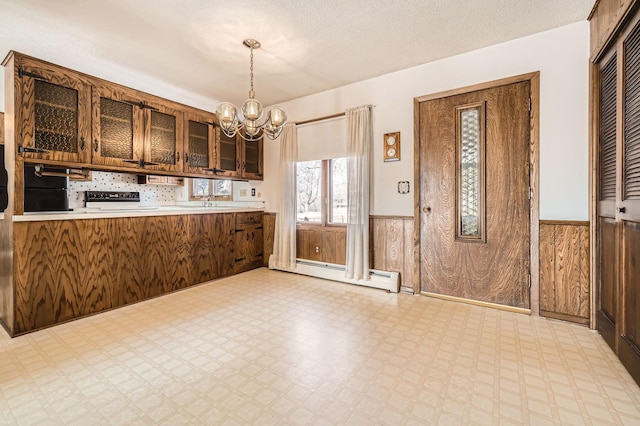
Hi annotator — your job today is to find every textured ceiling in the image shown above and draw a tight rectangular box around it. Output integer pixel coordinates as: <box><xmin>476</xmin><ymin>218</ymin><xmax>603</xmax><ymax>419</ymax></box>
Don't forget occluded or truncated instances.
<box><xmin>0</xmin><ymin>0</ymin><xmax>595</xmax><ymax>108</ymax></box>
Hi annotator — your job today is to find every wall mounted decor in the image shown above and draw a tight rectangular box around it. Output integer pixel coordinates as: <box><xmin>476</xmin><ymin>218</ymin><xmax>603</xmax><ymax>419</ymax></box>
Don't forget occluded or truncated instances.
<box><xmin>384</xmin><ymin>132</ymin><xmax>400</xmax><ymax>162</ymax></box>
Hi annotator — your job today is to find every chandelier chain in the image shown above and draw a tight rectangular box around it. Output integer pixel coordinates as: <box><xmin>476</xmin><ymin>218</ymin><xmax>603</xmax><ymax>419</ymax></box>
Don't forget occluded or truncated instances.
<box><xmin>249</xmin><ymin>45</ymin><xmax>254</xmax><ymax>97</ymax></box>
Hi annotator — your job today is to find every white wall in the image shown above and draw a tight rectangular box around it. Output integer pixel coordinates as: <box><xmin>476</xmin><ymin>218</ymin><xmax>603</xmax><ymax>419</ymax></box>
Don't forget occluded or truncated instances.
<box><xmin>255</xmin><ymin>22</ymin><xmax>590</xmax><ymax>220</ymax></box>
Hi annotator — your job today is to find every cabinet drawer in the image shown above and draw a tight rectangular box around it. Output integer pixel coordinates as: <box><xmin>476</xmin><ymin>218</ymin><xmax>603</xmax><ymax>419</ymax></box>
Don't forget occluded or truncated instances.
<box><xmin>236</xmin><ymin>212</ymin><xmax>263</xmax><ymax>227</ymax></box>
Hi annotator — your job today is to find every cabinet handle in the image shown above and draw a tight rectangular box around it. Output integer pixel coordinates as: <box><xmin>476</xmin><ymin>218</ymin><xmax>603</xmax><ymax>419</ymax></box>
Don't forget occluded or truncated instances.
<box><xmin>80</xmin><ymin>136</ymin><xmax>85</xmax><ymax>151</ymax></box>
<box><xmin>235</xmin><ymin>258</ymin><xmax>246</xmax><ymax>262</ymax></box>
<box><xmin>618</xmin><ymin>206</ymin><xmax>626</xmax><ymax>213</ymax></box>
<box><xmin>176</xmin><ymin>152</ymin><xmax>180</xmax><ymax>162</ymax></box>
<box><xmin>185</xmin><ymin>153</ymin><xmax>189</xmax><ymax>164</ymax></box>
<box><xmin>236</xmin><ymin>160</ymin><xmax>240</xmax><ymax>171</ymax></box>
<box><xmin>242</xmin><ymin>161</ymin><xmax>246</xmax><ymax>171</ymax></box>
<box><xmin>94</xmin><ymin>139</ymin><xmax>99</xmax><ymax>152</ymax></box>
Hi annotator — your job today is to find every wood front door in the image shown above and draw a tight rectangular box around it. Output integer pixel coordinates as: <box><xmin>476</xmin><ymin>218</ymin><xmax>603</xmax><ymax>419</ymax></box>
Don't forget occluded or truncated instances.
<box><xmin>418</xmin><ymin>80</ymin><xmax>531</xmax><ymax>309</ymax></box>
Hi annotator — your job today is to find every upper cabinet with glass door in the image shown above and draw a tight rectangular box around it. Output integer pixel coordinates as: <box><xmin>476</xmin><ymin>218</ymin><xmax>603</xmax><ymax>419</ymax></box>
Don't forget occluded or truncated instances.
<box><xmin>241</xmin><ymin>135</ymin><xmax>263</xmax><ymax>180</ymax></box>
<box><xmin>142</xmin><ymin>101</ymin><xmax>184</xmax><ymax>173</ymax></box>
<box><xmin>212</xmin><ymin>128</ymin><xmax>242</xmax><ymax>178</ymax></box>
<box><xmin>16</xmin><ymin>57</ymin><xmax>91</xmax><ymax>164</ymax></box>
<box><xmin>91</xmin><ymin>84</ymin><xmax>145</xmax><ymax>168</ymax></box>
<box><xmin>183</xmin><ymin>111</ymin><xmax>215</xmax><ymax>174</ymax></box>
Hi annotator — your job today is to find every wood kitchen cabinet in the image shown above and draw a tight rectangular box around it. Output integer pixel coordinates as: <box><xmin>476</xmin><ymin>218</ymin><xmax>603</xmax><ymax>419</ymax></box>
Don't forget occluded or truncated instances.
<box><xmin>91</xmin><ymin>85</ymin><xmax>144</xmax><ymax>168</ymax></box>
<box><xmin>10</xmin><ymin>212</ymin><xmax>237</xmax><ymax>335</ymax></box>
<box><xmin>211</xmin><ymin>130</ymin><xmax>264</xmax><ymax>180</ymax></box>
<box><xmin>143</xmin><ymin>102</ymin><xmax>184</xmax><ymax>173</ymax></box>
<box><xmin>234</xmin><ymin>211</ymin><xmax>264</xmax><ymax>273</ymax></box>
<box><xmin>183</xmin><ymin>110</ymin><xmax>216</xmax><ymax>174</ymax></box>
<box><xmin>4</xmin><ymin>51</ymin><xmax>263</xmax><ymax>189</ymax></box>
<box><xmin>93</xmin><ymin>87</ymin><xmax>184</xmax><ymax>173</ymax></box>
<box><xmin>16</xmin><ymin>56</ymin><xmax>91</xmax><ymax>164</ymax></box>
<box><xmin>212</xmin><ymin>130</ymin><xmax>242</xmax><ymax>178</ymax></box>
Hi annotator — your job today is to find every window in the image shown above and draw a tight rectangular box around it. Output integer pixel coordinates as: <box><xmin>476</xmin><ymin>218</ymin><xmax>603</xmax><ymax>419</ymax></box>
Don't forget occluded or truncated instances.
<box><xmin>189</xmin><ymin>178</ymin><xmax>232</xmax><ymax>200</ymax></box>
<box><xmin>296</xmin><ymin>158</ymin><xmax>347</xmax><ymax>225</ymax></box>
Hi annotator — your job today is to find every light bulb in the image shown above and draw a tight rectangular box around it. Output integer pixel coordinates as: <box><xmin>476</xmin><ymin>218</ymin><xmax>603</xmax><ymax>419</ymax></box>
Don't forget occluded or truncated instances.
<box><xmin>269</xmin><ymin>107</ymin><xmax>286</xmax><ymax>127</ymax></box>
<box><xmin>242</xmin><ymin>98</ymin><xmax>263</xmax><ymax>121</ymax></box>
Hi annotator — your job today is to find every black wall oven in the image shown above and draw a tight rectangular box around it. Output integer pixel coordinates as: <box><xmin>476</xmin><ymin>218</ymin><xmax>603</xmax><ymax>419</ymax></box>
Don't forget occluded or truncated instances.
<box><xmin>24</xmin><ymin>165</ymin><xmax>69</xmax><ymax>212</ymax></box>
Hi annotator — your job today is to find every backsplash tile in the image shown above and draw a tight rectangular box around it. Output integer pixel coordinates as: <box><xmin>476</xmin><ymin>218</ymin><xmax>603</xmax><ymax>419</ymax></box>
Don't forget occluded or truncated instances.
<box><xmin>68</xmin><ymin>171</ymin><xmax>182</xmax><ymax>208</ymax></box>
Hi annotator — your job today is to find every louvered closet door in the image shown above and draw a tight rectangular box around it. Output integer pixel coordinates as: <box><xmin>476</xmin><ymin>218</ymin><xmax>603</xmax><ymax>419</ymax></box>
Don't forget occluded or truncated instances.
<box><xmin>596</xmin><ymin>49</ymin><xmax>618</xmax><ymax>351</ymax></box>
<box><xmin>619</xmin><ymin>14</ymin><xmax>640</xmax><ymax>384</ymax></box>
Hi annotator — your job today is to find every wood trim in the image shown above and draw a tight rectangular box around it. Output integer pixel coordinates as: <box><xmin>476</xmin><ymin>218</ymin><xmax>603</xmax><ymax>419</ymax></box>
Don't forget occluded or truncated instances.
<box><xmin>421</xmin><ymin>292</ymin><xmax>532</xmax><ymax>315</ymax></box>
<box><xmin>590</xmin><ymin>0</ymin><xmax>638</xmax><ymax>62</ymax></box>
<box><xmin>540</xmin><ymin>310</ymin><xmax>590</xmax><ymax>326</ymax></box>
<box><xmin>540</xmin><ymin>220</ymin><xmax>590</xmax><ymax>226</ymax></box>
<box><xmin>530</xmin><ymin>72</ymin><xmax>541</xmax><ymax>316</ymax></box>
<box><xmin>414</xmin><ymin>72</ymin><xmax>540</xmax><ymax>103</ymax></box>
<box><xmin>412</xmin><ymin>97</ymin><xmax>421</xmax><ymax>294</ymax></box>
<box><xmin>590</xmin><ymin>60</ymin><xmax>599</xmax><ymax>330</ymax></box>
<box><xmin>369</xmin><ymin>215</ymin><xmax>414</xmax><ymax>220</ymax></box>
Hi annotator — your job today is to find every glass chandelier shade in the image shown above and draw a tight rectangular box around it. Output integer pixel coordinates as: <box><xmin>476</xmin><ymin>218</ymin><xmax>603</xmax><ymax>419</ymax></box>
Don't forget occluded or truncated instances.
<box><xmin>215</xmin><ymin>40</ymin><xmax>287</xmax><ymax>141</ymax></box>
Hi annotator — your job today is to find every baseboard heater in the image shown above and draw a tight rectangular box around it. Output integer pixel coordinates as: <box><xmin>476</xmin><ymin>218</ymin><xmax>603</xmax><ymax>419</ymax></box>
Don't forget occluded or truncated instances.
<box><xmin>269</xmin><ymin>257</ymin><xmax>400</xmax><ymax>293</ymax></box>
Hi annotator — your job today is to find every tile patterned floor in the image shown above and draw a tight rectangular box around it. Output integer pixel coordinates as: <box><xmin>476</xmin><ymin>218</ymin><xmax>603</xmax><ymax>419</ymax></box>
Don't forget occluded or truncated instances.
<box><xmin>1</xmin><ymin>268</ymin><xmax>639</xmax><ymax>425</ymax></box>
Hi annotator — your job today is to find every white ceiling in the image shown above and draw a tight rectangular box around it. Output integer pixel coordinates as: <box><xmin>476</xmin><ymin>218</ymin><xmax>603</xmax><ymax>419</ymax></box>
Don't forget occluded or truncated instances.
<box><xmin>0</xmin><ymin>0</ymin><xmax>595</xmax><ymax>109</ymax></box>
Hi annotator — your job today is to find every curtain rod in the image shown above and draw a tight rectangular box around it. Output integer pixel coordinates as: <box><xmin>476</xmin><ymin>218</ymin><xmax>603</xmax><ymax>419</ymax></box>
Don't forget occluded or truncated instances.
<box><xmin>295</xmin><ymin>112</ymin><xmax>345</xmax><ymax>126</ymax></box>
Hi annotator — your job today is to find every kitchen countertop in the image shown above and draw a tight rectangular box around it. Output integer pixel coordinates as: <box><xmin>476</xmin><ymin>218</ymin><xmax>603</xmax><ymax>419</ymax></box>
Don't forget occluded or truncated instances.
<box><xmin>13</xmin><ymin>206</ymin><xmax>265</xmax><ymax>222</ymax></box>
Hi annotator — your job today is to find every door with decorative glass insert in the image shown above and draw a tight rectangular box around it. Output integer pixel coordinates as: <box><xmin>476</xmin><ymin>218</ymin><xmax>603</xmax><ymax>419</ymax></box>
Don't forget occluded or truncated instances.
<box><xmin>418</xmin><ymin>81</ymin><xmax>531</xmax><ymax>308</ymax></box>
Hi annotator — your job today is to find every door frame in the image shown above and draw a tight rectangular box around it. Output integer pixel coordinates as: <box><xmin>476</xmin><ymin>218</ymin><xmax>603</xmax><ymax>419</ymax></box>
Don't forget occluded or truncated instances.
<box><xmin>412</xmin><ymin>72</ymin><xmax>541</xmax><ymax>314</ymax></box>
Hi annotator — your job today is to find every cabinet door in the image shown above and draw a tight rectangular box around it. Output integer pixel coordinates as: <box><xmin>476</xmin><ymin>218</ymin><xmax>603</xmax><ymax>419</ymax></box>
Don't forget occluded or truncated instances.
<box><xmin>184</xmin><ymin>112</ymin><xmax>215</xmax><ymax>174</ymax></box>
<box><xmin>250</xmin><ymin>226</ymin><xmax>264</xmax><ymax>263</ymax></box>
<box><xmin>242</xmin><ymin>138</ymin><xmax>264</xmax><ymax>180</ymax></box>
<box><xmin>20</xmin><ymin>63</ymin><xmax>91</xmax><ymax>164</ymax></box>
<box><xmin>91</xmin><ymin>86</ymin><xmax>144</xmax><ymax>168</ymax></box>
<box><xmin>213</xmin><ymin>128</ymin><xmax>241</xmax><ymax>178</ymax></box>
<box><xmin>144</xmin><ymin>104</ymin><xmax>184</xmax><ymax>173</ymax></box>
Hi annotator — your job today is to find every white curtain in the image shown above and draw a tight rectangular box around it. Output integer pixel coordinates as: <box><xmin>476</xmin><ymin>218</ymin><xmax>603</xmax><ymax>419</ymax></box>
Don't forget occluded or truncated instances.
<box><xmin>345</xmin><ymin>105</ymin><xmax>372</xmax><ymax>280</ymax></box>
<box><xmin>271</xmin><ymin>123</ymin><xmax>298</xmax><ymax>269</ymax></box>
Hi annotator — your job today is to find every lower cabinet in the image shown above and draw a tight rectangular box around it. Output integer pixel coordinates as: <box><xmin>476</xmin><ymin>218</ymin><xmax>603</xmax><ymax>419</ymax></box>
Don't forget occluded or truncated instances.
<box><xmin>12</xmin><ymin>213</ymin><xmax>237</xmax><ymax>334</ymax></box>
<box><xmin>234</xmin><ymin>212</ymin><xmax>264</xmax><ymax>273</ymax></box>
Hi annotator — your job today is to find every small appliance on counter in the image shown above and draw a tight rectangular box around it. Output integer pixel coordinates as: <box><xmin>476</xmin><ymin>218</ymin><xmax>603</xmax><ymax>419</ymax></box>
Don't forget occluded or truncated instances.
<box><xmin>24</xmin><ymin>164</ymin><xmax>69</xmax><ymax>212</ymax></box>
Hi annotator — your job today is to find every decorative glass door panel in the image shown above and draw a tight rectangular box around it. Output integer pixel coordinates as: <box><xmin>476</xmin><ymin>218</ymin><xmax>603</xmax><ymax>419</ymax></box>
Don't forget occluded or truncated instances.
<box><xmin>184</xmin><ymin>112</ymin><xmax>215</xmax><ymax>174</ymax></box>
<box><xmin>213</xmin><ymin>128</ymin><xmax>241</xmax><ymax>178</ymax></box>
<box><xmin>456</xmin><ymin>103</ymin><xmax>485</xmax><ymax>242</ymax></box>
<box><xmin>91</xmin><ymin>87</ymin><xmax>144</xmax><ymax>168</ymax></box>
<box><xmin>20</xmin><ymin>64</ymin><xmax>90</xmax><ymax>163</ymax></box>
<box><xmin>143</xmin><ymin>105</ymin><xmax>183</xmax><ymax>172</ymax></box>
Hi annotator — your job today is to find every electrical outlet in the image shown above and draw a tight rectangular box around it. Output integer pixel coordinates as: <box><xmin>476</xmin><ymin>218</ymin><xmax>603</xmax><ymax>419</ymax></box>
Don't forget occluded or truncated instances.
<box><xmin>239</xmin><ymin>189</ymin><xmax>247</xmax><ymax>197</ymax></box>
<box><xmin>251</xmin><ymin>188</ymin><xmax>256</xmax><ymax>196</ymax></box>
<box><xmin>315</xmin><ymin>246</ymin><xmax>320</xmax><ymax>253</ymax></box>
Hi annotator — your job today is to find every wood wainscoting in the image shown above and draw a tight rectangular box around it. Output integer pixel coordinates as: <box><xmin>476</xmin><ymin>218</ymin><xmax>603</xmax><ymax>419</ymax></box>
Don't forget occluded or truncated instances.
<box><xmin>262</xmin><ymin>214</ymin><xmax>415</xmax><ymax>291</ymax></box>
<box><xmin>370</xmin><ymin>216</ymin><xmax>415</xmax><ymax>293</ymax></box>
<box><xmin>296</xmin><ymin>224</ymin><xmax>346</xmax><ymax>265</ymax></box>
<box><xmin>539</xmin><ymin>220</ymin><xmax>590</xmax><ymax>325</ymax></box>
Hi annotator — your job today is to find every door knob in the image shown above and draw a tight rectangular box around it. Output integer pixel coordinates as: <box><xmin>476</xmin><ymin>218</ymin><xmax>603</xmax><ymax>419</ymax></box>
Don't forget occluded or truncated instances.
<box><xmin>423</xmin><ymin>206</ymin><xmax>431</xmax><ymax>213</ymax></box>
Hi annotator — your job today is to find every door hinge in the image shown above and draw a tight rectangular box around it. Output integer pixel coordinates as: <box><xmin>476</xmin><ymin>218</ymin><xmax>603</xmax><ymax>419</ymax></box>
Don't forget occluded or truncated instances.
<box><xmin>529</xmin><ymin>187</ymin><xmax>533</xmax><ymax>200</ymax></box>
<box><xmin>528</xmin><ymin>273</ymin><xmax>531</xmax><ymax>288</ymax></box>
<box><xmin>528</xmin><ymin>97</ymin><xmax>532</xmax><ymax>111</ymax></box>
<box><xmin>18</xmin><ymin>67</ymin><xmax>47</xmax><ymax>81</ymax></box>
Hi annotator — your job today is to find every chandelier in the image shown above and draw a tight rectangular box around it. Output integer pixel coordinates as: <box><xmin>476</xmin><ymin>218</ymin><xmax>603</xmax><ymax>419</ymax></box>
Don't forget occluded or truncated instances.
<box><xmin>216</xmin><ymin>39</ymin><xmax>287</xmax><ymax>141</ymax></box>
